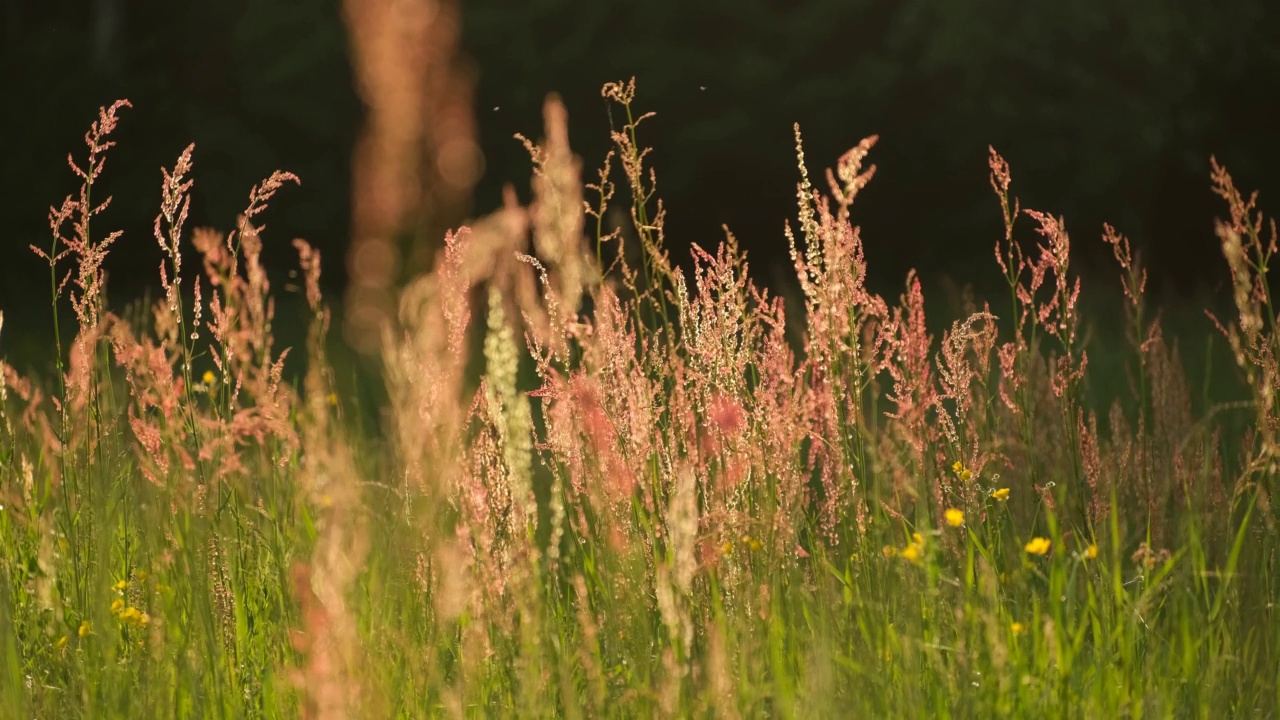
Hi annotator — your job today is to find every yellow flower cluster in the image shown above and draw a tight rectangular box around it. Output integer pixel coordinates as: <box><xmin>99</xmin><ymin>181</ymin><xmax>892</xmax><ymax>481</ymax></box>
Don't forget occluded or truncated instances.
<box><xmin>951</xmin><ymin>460</ymin><xmax>973</xmax><ymax>482</ymax></box>
<box><xmin>118</xmin><ymin>606</ymin><xmax>149</xmax><ymax>626</ymax></box>
<box><xmin>887</xmin><ymin>532</ymin><xmax>926</xmax><ymax>563</ymax></box>
<box><xmin>111</xmin><ymin>575</ymin><xmax>150</xmax><ymax>627</ymax></box>
<box><xmin>1024</xmin><ymin>537</ymin><xmax>1051</xmax><ymax>555</ymax></box>
<box><xmin>944</xmin><ymin>508</ymin><xmax>965</xmax><ymax>527</ymax></box>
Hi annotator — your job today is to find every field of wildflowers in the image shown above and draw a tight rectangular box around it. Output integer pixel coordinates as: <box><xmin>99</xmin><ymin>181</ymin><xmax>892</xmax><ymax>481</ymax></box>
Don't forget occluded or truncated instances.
<box><xmin>1</xmin><ymin>81</ymin><xmax>1278</xmax><ymax>717</ymax></box>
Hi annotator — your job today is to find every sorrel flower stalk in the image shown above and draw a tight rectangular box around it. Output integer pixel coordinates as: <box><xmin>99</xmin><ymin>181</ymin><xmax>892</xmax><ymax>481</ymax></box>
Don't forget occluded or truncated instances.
<box><xmin>1208</xmin><ymin>158</ymin><xmax>1280</xmax><ymax>519</ymax></box>
<box><xmin>30</xmin><ymin>99</ymin><xmax>131</xmax><ymax>611</ymax></box>
<box><xmin>152</xmin><ymin>144</ymin><xmax>207</xmax><ymax>488</ymax></box>
<box><xmin>787</xmin><ymin>125</ymin><xmax>888</xmax><ymax>540</ymax></box>
<box><xmin>602</xmin><ymin>78</ymin><xmax>679</xmax><ymax>341</ymax></box>
<box><xmin>290</xmin><ymin>239</ymin><xmax>370</xmax><ymax>719</ymax></box>
<box><xmin>986</xmin><ymin>148</ymin><xmax>1090</xmax><ymax>515</ymax></box>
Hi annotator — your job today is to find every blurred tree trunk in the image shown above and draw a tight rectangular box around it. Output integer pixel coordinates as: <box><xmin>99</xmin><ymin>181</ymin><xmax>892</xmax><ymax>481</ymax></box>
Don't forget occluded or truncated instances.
<box><xmin>341</xmin><ymin>0</ymin><xmax>479</xmax><ymax>352</ymax></box>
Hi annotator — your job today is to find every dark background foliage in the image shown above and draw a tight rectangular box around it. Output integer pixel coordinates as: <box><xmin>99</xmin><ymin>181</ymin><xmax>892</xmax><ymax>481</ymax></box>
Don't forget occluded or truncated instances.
<box><xmin>2</xmin><ymin>0</ymin><xmax>1278</xmax><ymax>343</ymax></box>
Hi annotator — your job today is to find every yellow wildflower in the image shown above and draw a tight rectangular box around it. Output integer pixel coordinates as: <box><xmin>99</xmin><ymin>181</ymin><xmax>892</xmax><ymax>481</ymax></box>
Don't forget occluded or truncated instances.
<box><xmin>992</xmin><ymin>487</ymin><xmax>1010</xmax><ymax>501</ymax></box>
<box><xmin>78</xmin><ymin>620</ymin><xmax>91</xmax><ymax>637</ymax></box>
<box><xmin>54</xmin><ymin>635</ymin><xmax>68</xmax><ymax>651</ymax></box>
<box><xmin>899</xmin><ymin>543</ymin><xmax>921</xmax><ymax>562</ymax></box>
<box><xmin>119</xmin><ymin>607</ymin><xmax>149</xmax><ymax>626</ymax></box>
<box><xmin>133</xmin><ymin>570</ymin><xmax>148</xmax><ymax>582</ymax></box>
<box><xmin>111</xmin><ymin>598</ymin><xmax>125</xmax><ymax>614</ymax></box>
<box><xmin>951</xmin><ymin>460</ymin><xmax>963</xmax><ymax>473</ymax></box>
<box><xmin>1024</xmin><ymin>537</ymin><xmax>1052</xmax><ymax>555</ymax></box>
<box><xmin>202</xmin><ymin>370</ymin><xmax>215</xmax><ymax>386</ymax></box>
<box><xmin>960</xmin><ymin>468</ymin><xmax>972</xmax><ymax>482</ymax></box>
<box><xmin>1011</xmin><ymin>621</ymin><xmax>1025</xmax><ymax>636</ymax></box>
<box><xmin>1084</xmin><ymin>544</ymin><xmax>1098</xmax><ymax>560</ymax></box>
<box><xmin>113</xmin><ymin>579</ymin><xmax>127</xmax><ymax>592</ymax></box>
<box><xmin>912</xmin><ymin>532</ymin><xmax>924</xmax><ymax>545</ymax></box>
<box><xmin>944</xmin><ymin>508</ymin><xmax>964</xmax><ymax>527</ymax></box>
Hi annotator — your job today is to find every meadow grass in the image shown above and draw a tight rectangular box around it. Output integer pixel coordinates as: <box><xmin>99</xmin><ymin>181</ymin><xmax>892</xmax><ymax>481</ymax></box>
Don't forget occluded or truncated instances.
<box><xmin>1</xmin><ymin>83</ymin><xmax>1278</xmax><ymax>718</ymax></box>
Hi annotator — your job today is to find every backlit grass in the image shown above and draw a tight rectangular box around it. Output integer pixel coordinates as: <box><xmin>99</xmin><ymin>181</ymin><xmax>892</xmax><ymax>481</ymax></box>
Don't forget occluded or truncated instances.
<box><xmin>1</xmin><ymin>82</ymin><xmax>1277</xmax><ymax>718</ymax></box>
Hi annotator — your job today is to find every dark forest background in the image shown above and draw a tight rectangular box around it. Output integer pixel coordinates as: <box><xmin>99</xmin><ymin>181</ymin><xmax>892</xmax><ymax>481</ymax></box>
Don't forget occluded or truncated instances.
<box><xmin>2</xmin><ymin>0</ymin><xmax>1279</xmax><ymax>353</ymax></box>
